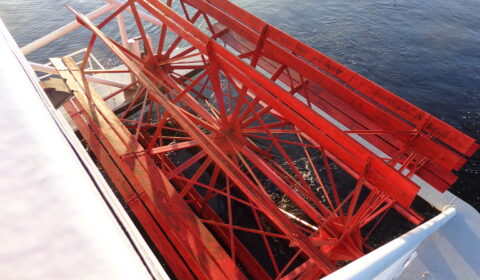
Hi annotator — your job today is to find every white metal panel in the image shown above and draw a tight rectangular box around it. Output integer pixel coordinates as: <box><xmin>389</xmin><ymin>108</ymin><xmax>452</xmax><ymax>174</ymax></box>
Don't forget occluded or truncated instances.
<box><xmin>0</xmin><ymin>18</ymin><xmax>165</xmax><ymax>280</ymax></box>
<box><xmin>321</xmin><ymin>207</ymin><xmax>457</xmax><ymax>280</ymax></box>
<box><xmin>398</xmin><ymin>186</ymin><xmax>480</xmax><ymax>280</ymax></box>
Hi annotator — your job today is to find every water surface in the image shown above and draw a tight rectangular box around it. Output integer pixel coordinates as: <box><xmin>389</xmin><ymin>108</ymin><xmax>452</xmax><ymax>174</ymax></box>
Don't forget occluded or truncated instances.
<box><xmin>1</xmin><ymin>0</ymin><xmax>478</xmax><ymax>208</ymax></box>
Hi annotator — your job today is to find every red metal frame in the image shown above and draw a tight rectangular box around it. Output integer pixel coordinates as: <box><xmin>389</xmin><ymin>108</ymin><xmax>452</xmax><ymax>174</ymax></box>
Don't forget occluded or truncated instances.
<box><xmin>59</xmin><ymin>1</ymin><xmax>478</xmax><ymax>278</ymax></box>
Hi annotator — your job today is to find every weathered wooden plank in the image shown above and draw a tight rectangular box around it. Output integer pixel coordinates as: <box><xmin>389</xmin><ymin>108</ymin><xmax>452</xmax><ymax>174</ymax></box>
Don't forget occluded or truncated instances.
<box><xmin>63</xmin><ymin>100</ymin><xmax>195</xmax><ymax>280</ymax></box>
<box><xmin>52</xmin><ymin>56</ymin><xmax>244</xmax><ymax>280</ymax></box>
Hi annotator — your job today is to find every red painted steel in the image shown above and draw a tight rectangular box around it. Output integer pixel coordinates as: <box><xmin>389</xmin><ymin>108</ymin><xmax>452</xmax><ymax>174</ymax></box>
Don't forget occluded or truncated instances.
<box><xmin>60</xmin><ymin>0</ymin><xmax>478</xmax><ymax>278</ymax></box>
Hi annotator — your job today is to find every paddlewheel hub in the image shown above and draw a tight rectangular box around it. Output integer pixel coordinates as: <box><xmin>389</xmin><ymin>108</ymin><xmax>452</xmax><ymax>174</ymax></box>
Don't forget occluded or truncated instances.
<box><xmin>212</xmin><ymin>119</ymin><xmax>245</xmax><ymax>154</ymax></box>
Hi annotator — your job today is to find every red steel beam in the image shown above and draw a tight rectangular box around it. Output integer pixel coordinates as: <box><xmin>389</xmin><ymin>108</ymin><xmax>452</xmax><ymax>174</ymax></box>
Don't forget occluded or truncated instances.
<box><xmin>182</xmin><ymin>0</ymin><xmax>477</xmax><ymax>189</ymax></box>
<box><xmin>61</xmin><ymin>1</ymin><xmax>478</xmax><ymax>278</ymax></box>
<box><xmin>188</xmin><ymin>0</ymin><xmax>478</xmax><ymax>157</ymax></box>
<box><xmin>129</xmin><ymin>0</ymin><xmax>419</xmax><ymax>206</ymax></box>
<box><xmin>69</xmin><ymin>7</ymin><xmax>338</xmax><ymax>274</ymax></box>
<box><xmin>214</xmin><ymin>29</ymin><xmax>457</xmax><ymax>191</ymax></box>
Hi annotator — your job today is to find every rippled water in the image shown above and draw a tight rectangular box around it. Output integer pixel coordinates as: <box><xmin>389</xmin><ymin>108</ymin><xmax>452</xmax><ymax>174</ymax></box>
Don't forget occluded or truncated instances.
<box><xmin>1</xmin><ymin>0</ymin><xmax>478</xmax><ymax>208</ymax></box>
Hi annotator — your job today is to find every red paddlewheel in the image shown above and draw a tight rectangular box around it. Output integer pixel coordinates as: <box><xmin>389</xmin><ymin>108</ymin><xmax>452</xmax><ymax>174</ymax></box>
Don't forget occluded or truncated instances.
<box><xmin>63</xmin><ymin>0</ymin><xmax>478</xmax><ymax>279</ymax></box>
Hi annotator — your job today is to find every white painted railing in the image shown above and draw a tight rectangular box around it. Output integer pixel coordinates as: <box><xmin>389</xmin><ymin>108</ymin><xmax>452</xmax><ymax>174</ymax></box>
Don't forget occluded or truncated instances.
<box><xmin>322</xmin><ymin>206</ymin><xmax>457</xmax><ymax>280</ymax></box>
<box><xmin>21</xmin><ymin>0</ymin><xmax>161</xmax><ymax>56</ymax></box>
<box><xmin>21</xmin><ymin>0</ymin><xmax>159</xmax><ymax>90</ymax></box>
<box><xmin>30</xmin><ymin>62</ymin><xmax>127</xmax><ymax>88</ymax></box>
<box><xmin>21</xmin><ymin>4</ymin><xmax>116</xmax><ymax>55</ymax></box>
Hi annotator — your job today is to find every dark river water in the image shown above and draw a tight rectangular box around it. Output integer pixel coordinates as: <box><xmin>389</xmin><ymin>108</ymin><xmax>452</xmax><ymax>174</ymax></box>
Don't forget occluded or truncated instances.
<box><xmin>1</xmin><ymin>0</ymin><xmax>479</xmax><ymax>209</ymax></box>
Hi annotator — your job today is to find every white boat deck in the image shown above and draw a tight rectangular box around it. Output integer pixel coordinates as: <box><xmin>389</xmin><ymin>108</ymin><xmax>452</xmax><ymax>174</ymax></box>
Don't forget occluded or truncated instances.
<box><xmin>0</xmin><ymin>19</ymin><xmax>168</xmax><ymax>280</ymax></box>
<box><xmin>322</xmin><ymin>180</ymin><xmax>480</xmax><ymax>280</ymax></box>
<box><xmin>397</xmin><ymin>185</ymin><xmax>480</xmax><ymax>280</ymax></box>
